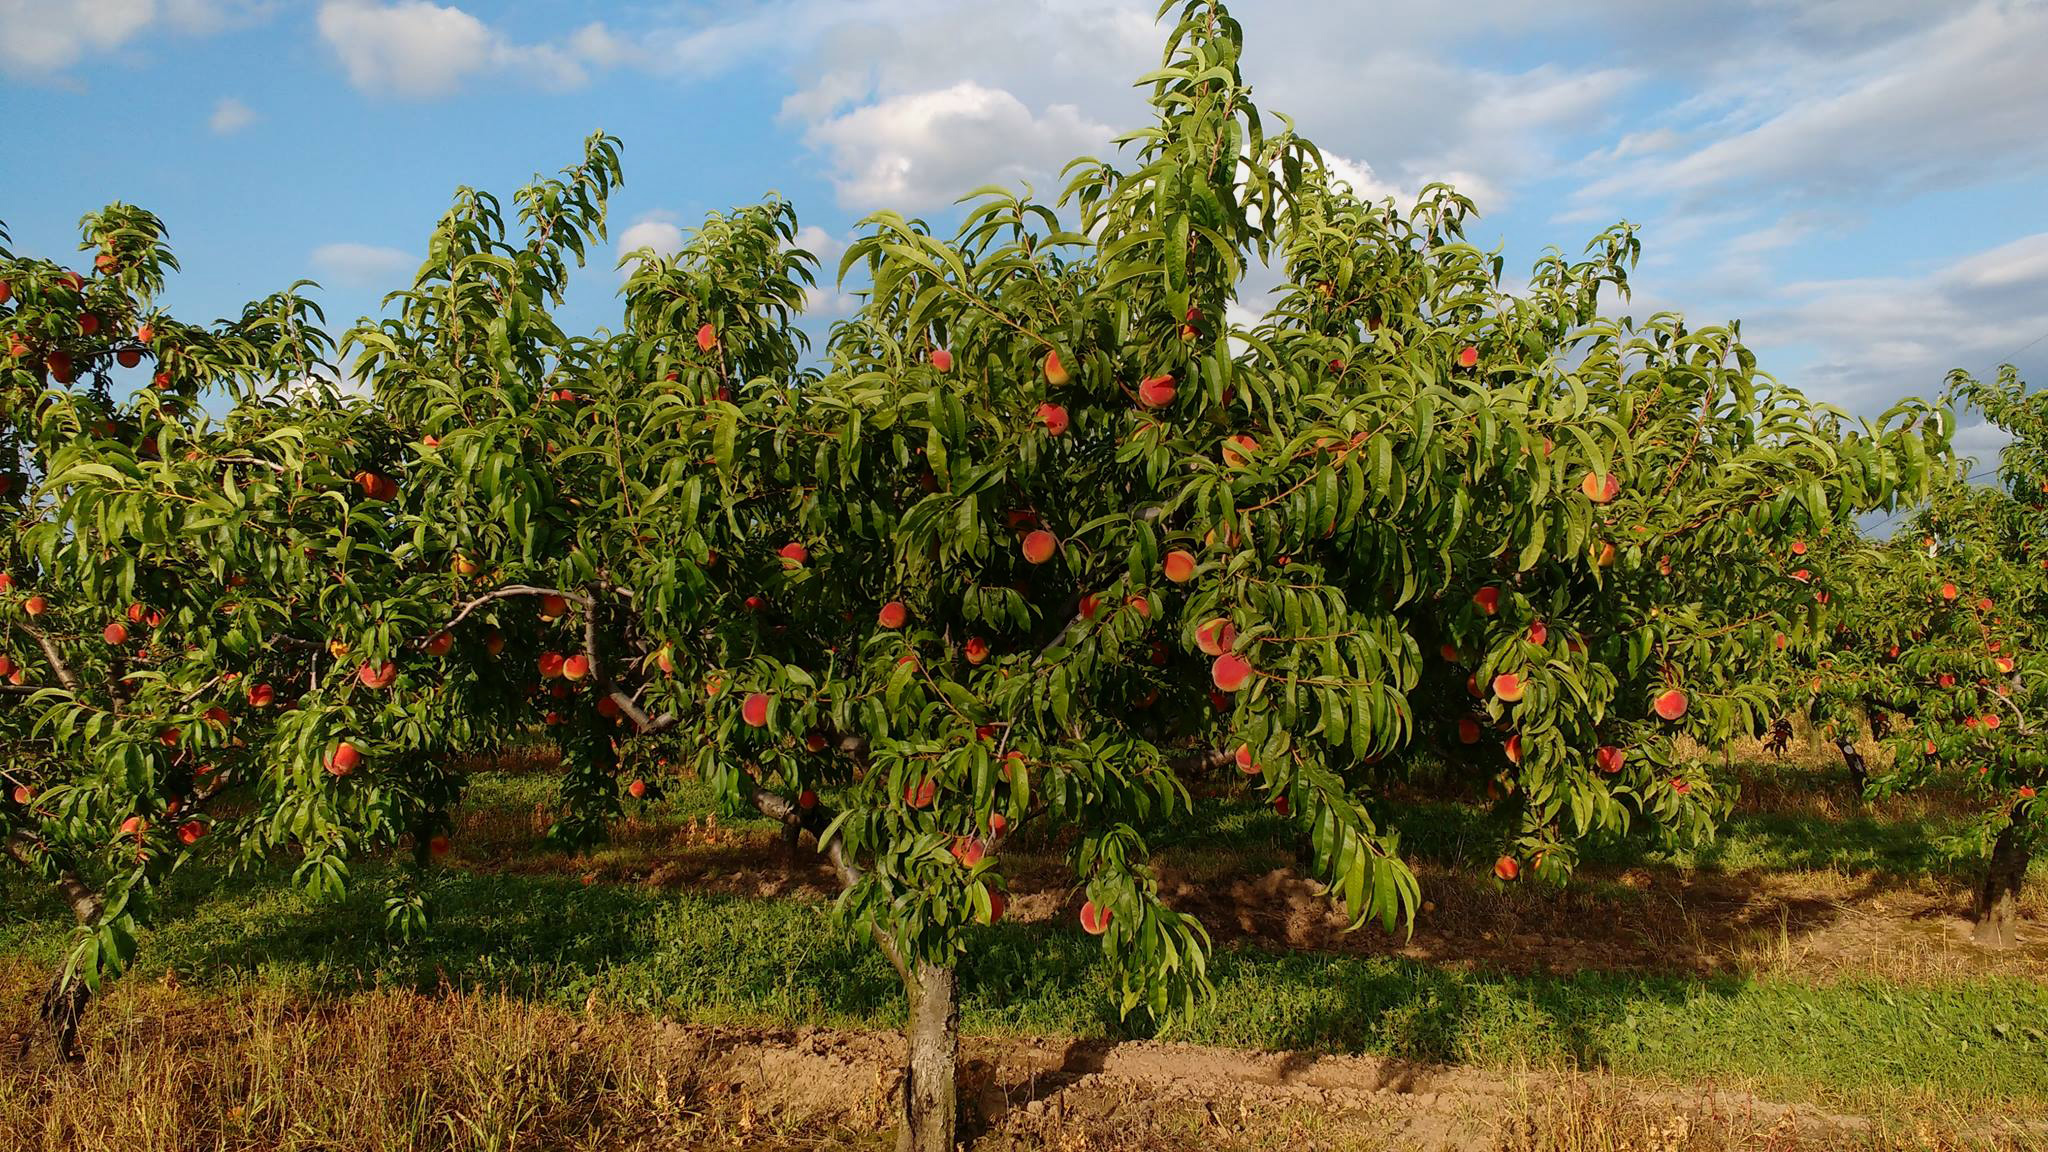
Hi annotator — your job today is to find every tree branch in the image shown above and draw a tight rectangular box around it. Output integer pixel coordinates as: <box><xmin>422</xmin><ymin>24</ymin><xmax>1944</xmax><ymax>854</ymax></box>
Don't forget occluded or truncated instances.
<box><xmin>438</xmin><ymin>584</ymin><xmax>593</xmax><ymax>634</ymax></box>
<box><xmin>12</xmin><ymin>623</ymin><xmax>80</xmax><ymax>695</ymax></box>
<box><xmin>3</xmin><ymin>829</ymin><xmax>103</xmax><ymax>925</ymax></box>
<box><xmin>574</xmin><ymin>586</ymin><xmax>679</xmax><ymax>735</ymax></box>
<box><xmin>747</xmin><ymin>784</ymin><xmax>907</xmax><ymax>983</ymax></box>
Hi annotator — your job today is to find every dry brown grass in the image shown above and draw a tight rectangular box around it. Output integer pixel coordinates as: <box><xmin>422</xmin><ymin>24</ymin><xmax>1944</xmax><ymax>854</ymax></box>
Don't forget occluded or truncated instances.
<box><xmin>4</xmin><ymin>964</ymin><xmax>2033</xmax><ymax>1152</ymax></box>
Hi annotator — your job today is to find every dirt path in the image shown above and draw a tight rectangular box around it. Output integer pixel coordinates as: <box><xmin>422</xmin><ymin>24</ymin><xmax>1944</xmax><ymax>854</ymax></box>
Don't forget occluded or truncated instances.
<box><xmin>627</xmin><ymin>1018</ymin><xmax>1983</xmax><ymax>1150</ymax></box>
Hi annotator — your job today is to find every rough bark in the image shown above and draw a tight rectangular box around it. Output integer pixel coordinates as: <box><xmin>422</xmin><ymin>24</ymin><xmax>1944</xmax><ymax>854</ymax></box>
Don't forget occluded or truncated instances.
<box><xmin>4</xmin><ymin>829</ymin><xmax>104</xmax><ymax>1058</ymax></box>
<box><xmin>1973</xmin><ymin>817</ymin><xmax>2031</xmax><ymax>949</ymax></box>
<box><xmin>1836</xmin><ymin>740</ymin><xmax>1869</xmax><ymax>795</ymax></box>
<box><xmin>898</xmin><ymin>961</ymin><xmax>959</xmax><ymax>1152</ymax></box>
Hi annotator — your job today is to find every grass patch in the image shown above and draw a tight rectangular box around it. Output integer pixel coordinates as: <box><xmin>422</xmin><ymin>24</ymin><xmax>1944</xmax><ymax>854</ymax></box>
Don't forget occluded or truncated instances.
<box><xmin>4</xmin><ymin>848</ymin><xmax>2044</xmax><ymax>1123</ymax></box>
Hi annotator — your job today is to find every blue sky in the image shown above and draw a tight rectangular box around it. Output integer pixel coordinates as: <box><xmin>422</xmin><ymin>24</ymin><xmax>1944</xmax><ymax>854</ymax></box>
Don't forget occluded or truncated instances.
<box><xmin>3</xmin><ymin>0</ymin><xmax>2044</xmax><ymax>464</ymax></box>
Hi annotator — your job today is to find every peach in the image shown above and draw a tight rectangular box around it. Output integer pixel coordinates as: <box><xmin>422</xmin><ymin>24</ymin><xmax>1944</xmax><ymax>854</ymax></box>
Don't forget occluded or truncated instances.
<box><xmin>1022</xmin><ymin>530</ymin><xmax>1057</xmax><ymax>565</ymax></box>
<box><xmin>742</xmin><ymin>692</ymin><xmax>771</xmax><ymax>727</ymax></box>
<box><xmin>327</xmin><ymin>742</ymin><xmax>362</xmax><ymax>776</ymax></box>
<box><xmin>1196</xmin><ymin>618</ymin><xmax>1236</xmax><ymax>656</ymax></box>
<box><xmin>1163</xmin><ymin>550</ymin><xmax>1197</xmax><ymax>583</ymax></box>
<box><xmin>1212</xmin><ymin>653</ymin><xmax>1253</xmax><ymax>692</ymax></box>
<box><xmin>1079</xmin><ymin>901</ymin><xmax>1112</xmax><ymax>935</ymax></box>
<box><xmin>1653</xmin><ymin>689</ymin><xmax>1688</xmax><ymax>721</ymax></box>
<box><xmin>1580</xmin><ymin>472</ymin><xmax>1619</xmax><ymax>503</ymax></box>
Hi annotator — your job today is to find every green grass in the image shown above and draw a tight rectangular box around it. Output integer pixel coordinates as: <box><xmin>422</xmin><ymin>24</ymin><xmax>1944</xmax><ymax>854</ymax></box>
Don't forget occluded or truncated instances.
<box><xmin>5</xmin><ymin>844</ymin><xmax>2044</xmax><ymax>1122</ymax></box>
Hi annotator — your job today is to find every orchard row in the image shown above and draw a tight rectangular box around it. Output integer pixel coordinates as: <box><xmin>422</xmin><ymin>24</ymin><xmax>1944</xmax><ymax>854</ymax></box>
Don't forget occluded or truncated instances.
<box><xmin>1</xmin><ymin>5</ymin><xmax>2037</xmax><ymax>1148</ymax></box>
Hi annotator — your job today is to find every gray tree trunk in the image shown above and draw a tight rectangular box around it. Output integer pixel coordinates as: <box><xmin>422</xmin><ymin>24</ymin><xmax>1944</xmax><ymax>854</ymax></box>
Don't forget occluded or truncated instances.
<box><xmin>1973</xmin><ymin>818</ymin><xmax>2031</xmax><ymax>950</ymax></box>
<box><xmin>898</xmin><ymin>960</ymin><xmax>959</xmax><ymax>1152</ymax></box>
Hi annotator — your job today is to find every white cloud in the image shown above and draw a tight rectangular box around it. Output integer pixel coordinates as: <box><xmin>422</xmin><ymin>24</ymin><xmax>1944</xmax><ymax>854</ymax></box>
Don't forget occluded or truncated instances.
<box><xmin>0</xmin><ymin>0</ymin><xmax>155</xmax><ymax>74</ymax></box>
<box><xmin>614</xmin><ymin>214</ymin><xmax>685</xmax><ymax>278</ymax></box>
<box><xmin>0</xmin><ymin>0</ymin><xmax>271</xmax><ymax>75</ymax></box>
<box><xmin>805</xmin><ymin>82</ymin><xmax>1114</xmax><ymax>210</ymax></box>
<box><xmin>1742</xmin><ymin>233</ymin><xmax>2048</xmax><ymax>422</ymax></box>
<box><xmin>1577</xmin><ymin>2</ymin><xmax>2048</xmax><ymax>209</ymax></box>
<box><xmin>209</xmin><ymin>96</ymin><xmax>255</xmax><ymax>134</ymax></box>
<box><xmin>315</xmin><ymin>0</ymin><xmax>618</xmax><ymax>99</ymax></box>
<box><xmin>310</xmin><ymin>242</ymin><xmax>412</xmax><ymax>288</ymax></box>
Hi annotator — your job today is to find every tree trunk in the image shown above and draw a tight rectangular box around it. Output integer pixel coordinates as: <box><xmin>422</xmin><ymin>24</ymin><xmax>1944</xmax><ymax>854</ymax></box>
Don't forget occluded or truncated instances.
<box><xmin>898</xmin><ymin>960</ymin><xmax>959</xmax><ymax>1152</ymax></box>
<box><xmin>1836</xmin><ymin>740</ymin><xmax>1868</xmax><ymax>794</ymax></box>
<box><xmin>5</xmin><ymin>829</ymin><xmax>104</xmax><ymax>1059</ymax></box>
<box><xmin>1973</xmin><ymin>817</ymin><xmax>2031</xmax><ymax>949</ymax></box>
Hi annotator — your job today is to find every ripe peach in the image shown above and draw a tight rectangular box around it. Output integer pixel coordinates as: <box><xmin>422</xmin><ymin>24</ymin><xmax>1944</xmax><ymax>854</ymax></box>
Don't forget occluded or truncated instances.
<box><xmin>628</xmin><ymin>778</ymin><xmax>647</xmax><ymax>799</ymax></box>
<box><xmin>1457</xmin><ymin>716</ymin><xmax>1480</xmax><ymax>744</ymax></box>
<box><xmin>742</xmin><ymin>692</ymin><xmax>771</xmax><ymax>728</ymax></box>
<box><xmin>1079</xmin><ymin>901</ymin><xmax>1112</xmax><ymax>935</ymax></box>
<box><xmin>426</xmin><ymin>632</ymin><xmax>454</xmax><ymax>657</ymax></box>
<box><xmin>1038</xmin><ymin>403</ymin><xmax>1069</xmax><ymax>435</ymax></box>
<box><xmin>104</xmin><ymin>622</ymin><xmax>129</xmax><ymax>646</ymax></box>
<box><xmin>1137</xmin><ymin>374</ymin><xmax>1175</xmax><ymax>407</ymax></box>
<box><xmin>1163</xmin><ymin>550</ymin><xmax>1197</xmax><ymax>583</ymax></box>
<box><xmin>904</xmin><ymin>777</ymin><xmax>937</xmax><ymax>808</ymax></box>
<box><xmin>1492</xmin><ymin>673</ymin><xmax>1524</xmax><ymax>702</ymax></box>
<box><xmin>1580</xmin><ymin>472</ymin><xmax>1619</xmax><ymax>503</ymax></box>
<box><xmin>1494</xmin><ymin>856</ymin><xmax>1519</xmax><ymax>881</ymax></box>
<box><xmin>562</xmin><ymin>654</ymin><xmax>590</xmax><ymax>681</ymax></box>
<box><xmin>930</xmin><ymin>348</ymin><xmax>953</xmax><ymax>372</ymax></box>
<box><xmin>541</xmin><ymin>593</ymin><xmax>569</xmax><ymax>619</ymax></box>
<box><xmin>1652</xmin><ymin>689</ymin><xmax>1688</xmax><ymax>721</ymax></box>
<box><xmin>1021</xmin><ymin>530</ymin><xmax>1057</xmax><ymax>565</ymax></box>
<box><xmin>1472</xmin><ymin>587</ymin><xmax>1500</xmax><ymax>615</ymax></box>
<box><xmin>964</xmin><ymin>636</ymin><xmax>989</xmax><ymax>665</ymax></box>
<box><xmin>327</xmin><ymin>742</ymin><xmax>362</xmax><ymax>776</ymax></box>
<box><xmin>1595</xmin><ymin>745</ymin><xmax>1625</xmax><ymax>774</ymax></box>
<box><xmin>1212</xmin><ymin>653</ymin><xmax>1253</xmax><ymax>692</ymax></box>
<box><xmin>1235</xmin><ymin>744</ymin><xmax>1257</xmax><ymax>774</ymax></box>
<box><xmin>951</xmin><ymin>836</ymin><xmax>986</xmax><ymax>867</ymax></box>
<box><xmin>357</xmin><ymin>661</ymin><xmax>396</xmax><ymax>689</ymax></box>
<box><xmin>985</xmin><ymin>891</ymin><xmax>1008</xmax><ymax>924</ymax></box>
<box><xmin>1505</xmin><ymin>734</ymin><xmax>1522</xmax><ymax>764</ymax></box>
<box><xmin>779</xmin><ymin>542</ymin><xmax>809</xmax><ymax>568</ymax></box>
<box><xmin>1528</xmin><ymin>621</ymin><xmax>1548</xmax><ymax>646</ymax></box>
<box><xmin>878</xmin><ymin>601</ymin><xmax>908</xmax><ymax>629</ymax></box>
<box><xmin>248</xmin><ymin>683</ymin><xmax>275</xmax><ymax>707</ymax></box>
<box><xmin>799</xmin><ymin>788</ymin><xmax>818</xmax><ymax>808</ymax></box>
<box><xmin>1458</xmin><ymin>346</ymin><xmax>1479</xmax><ymax>369</ymax></box>
<box><xmin>23</xmin><ymin>595</ymin><xmax>47</xmax><ymax>616</ymax></box>
<box><xmin>696</xmin><ymin>323</ymin><xmax>717</xmax><ymax>352</ymax></box>
<box><xmin>1043</xmin><ymin>350</ymin><xmax>1070</xmax><ymax>386</ymax></box>
<box><xmin>539</xmin><ymin>652</ymin><xmax>566</xmax><ymax>680</ymax></box>
<box><xmin>1940</xmin><ymin>582</ymin><xmax>1958</xmax><ymax>601</ymax></box>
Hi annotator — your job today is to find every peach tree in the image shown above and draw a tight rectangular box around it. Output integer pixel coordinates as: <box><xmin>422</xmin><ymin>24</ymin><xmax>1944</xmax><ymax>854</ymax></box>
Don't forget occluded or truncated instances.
<box><xmin>0</xmin><ymin>210</ymin><xmax>494</xmax><ymax>1054</ymax></box>
<box><xmin>1796</xmin><ymin>366</ymin><xmax>2041</xmax><ymax>946</ymax></box>
<box><xmin>1223</xmin><ymin>147</ymin><xmax>1951</xmax><ymax>885</ymax></box>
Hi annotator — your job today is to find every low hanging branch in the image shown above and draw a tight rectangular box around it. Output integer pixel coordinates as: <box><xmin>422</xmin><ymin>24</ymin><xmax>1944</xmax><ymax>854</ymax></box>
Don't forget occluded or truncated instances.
<box><xmin>748</xmin><ymin>785</ymin><xmax>908</xmax><ymax>982</ymax></box>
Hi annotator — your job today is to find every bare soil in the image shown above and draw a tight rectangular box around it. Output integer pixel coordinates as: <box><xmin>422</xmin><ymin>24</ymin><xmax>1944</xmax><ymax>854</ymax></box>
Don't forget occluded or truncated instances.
<box><xmin>7</xmin><ymin>973</ymin><xmax>2029</xmax><ymax>1151</ymax></box>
